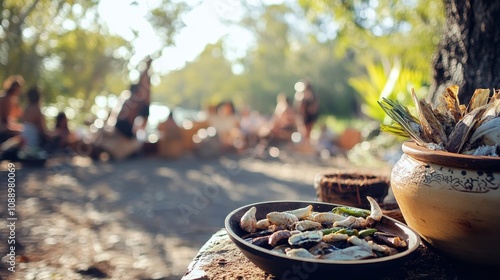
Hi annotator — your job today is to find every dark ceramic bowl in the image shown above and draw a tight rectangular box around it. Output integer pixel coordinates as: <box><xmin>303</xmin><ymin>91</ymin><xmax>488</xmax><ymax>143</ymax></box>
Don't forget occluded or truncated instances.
<box><xmin>225</xmin><ymin>201</ymin><xmax>421</xmax><ymax>279</ymax></box>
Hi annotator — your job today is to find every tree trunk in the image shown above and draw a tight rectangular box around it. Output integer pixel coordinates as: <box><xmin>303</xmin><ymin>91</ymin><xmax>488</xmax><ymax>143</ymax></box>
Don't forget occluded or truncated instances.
<box><xmin>428</xmin><ymin>0</ymin><xmax>500</xmax><ymax>105</ymax></box>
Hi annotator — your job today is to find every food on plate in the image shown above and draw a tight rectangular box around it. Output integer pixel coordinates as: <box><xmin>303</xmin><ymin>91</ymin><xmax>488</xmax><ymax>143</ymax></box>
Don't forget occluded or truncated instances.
<box><xmin>238</xmin><ymin>196</ymin><xmax>408</xmax><ymax>261</ymax></box>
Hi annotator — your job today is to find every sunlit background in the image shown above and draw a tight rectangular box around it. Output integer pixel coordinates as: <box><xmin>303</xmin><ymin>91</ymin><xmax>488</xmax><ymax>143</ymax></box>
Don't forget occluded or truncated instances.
<box><xmin>0</xmin><ymin>0</ymin><xmax>445</xmax><ymax>164</ymax></box>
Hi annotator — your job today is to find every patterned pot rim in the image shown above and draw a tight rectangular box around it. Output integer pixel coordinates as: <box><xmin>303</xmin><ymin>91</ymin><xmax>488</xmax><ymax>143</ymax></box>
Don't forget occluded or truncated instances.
<box><xmin>402</xmin><ymin>141</ymin><xmax>500</xmax><ymax>172</ymax></box>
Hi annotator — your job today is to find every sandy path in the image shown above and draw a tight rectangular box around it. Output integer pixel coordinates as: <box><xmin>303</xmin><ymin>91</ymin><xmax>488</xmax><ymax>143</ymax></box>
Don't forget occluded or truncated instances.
<box><xmin>0</xmin><ymin>151</ymin><xmax>389</xmax><ymax>279</ymax></box>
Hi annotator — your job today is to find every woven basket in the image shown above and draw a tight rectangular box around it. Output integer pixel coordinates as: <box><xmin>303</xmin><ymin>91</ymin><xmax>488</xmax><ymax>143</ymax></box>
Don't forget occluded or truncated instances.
<box><xmin>314</xmin><ymin>172</ymin><xmax>406</xmax><ymax>223</ymax></box>
<box><xmin>314</xmin><ymin>172</ymin><xmax>390</xmax><ymax>208</ymax></box>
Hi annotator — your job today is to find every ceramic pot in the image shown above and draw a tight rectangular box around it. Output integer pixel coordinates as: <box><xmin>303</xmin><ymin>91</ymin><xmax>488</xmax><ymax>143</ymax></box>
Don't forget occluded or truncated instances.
<box><xmin>391</xmin><ymin>141</ymin><xmax>500</xmax><ymax>266</ymax></box>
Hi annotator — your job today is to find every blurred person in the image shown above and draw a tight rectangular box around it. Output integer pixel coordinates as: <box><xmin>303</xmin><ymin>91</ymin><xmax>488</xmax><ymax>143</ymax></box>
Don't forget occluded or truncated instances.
<box><xmin>255</xmin><ymin>93</ymin><xmax>297</xmax><ymax>157</ymax></box>
<box><xmin>216</xmin><ymin>100</ymin><xmax>236</xmax><ymax>116</ymax></box>
<box><xmin>157</xmin><ymin>109</ymin><xmax>182</xmax><ymax>140</ymax></box>
<box><xmin>21</xmin><ymin>86</ymin><xmax>51</xmax><ymax>150</ymax></box>
<box><xmin>314</xmin><ymin>123</ymin><xmax>340</xmax><ymax>156</ymax></box>
<box><xmin>239</xmin><ymin>106</ymin><xmax>265</xmax><ymax>148</ymax></box>
<box><xmin>52</xmin><ymin>112</ymin><xmax>77</xmax><ymax>151</ymax></box>
<box><xmin>157</xmin><ymin>109</ymin><xmax>184</xmax><ymax>158</ymax></box>
<box><xmin>93</xmin><ymin>56</ymin><xmax>153</xmax><ymax>160</ymax></box>
<box><xmin>294</xmin><ymin>79</ymin><xmax>319</xmax><ymax>142</ymax></box>
<box><xmin>263</xmin><ymin>93</ymin><xmax>297</xmax><ymax>141</ymax></box>
<box><xmin>206</xmin><ymin>100</ymin><xmax>241</xmax><ymax>152</ymax></box>
<box><xmin>0</xmin><ymin>75</ymin><xmax>25</xmax><ymax>142</ymax></box>
<box><xmin>110</xmin><ymin>57</ymin><xmax>152</xmax><ymax>139</ymax></box>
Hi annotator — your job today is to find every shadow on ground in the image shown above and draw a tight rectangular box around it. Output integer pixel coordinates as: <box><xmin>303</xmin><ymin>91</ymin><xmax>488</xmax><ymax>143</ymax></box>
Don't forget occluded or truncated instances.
<box><xmin>0</xmin><ymin>151</ymin><xmax>376</xmax><ymax>279</ymax></box>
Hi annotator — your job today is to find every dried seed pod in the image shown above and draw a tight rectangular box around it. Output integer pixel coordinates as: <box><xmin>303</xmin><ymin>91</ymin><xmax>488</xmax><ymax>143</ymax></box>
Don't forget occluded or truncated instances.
<box><xmin>323</xmin><ymin>246</ymin><xmax>375</xmax><ymax>260</ymax></box>
<box><xmin>285</xmin><ymin>248</ymin><xmax>317</xmax><ymax>259</ymax></box>
<box><xmin>288</xmin><ymin>230</ymin><xmax>323</xmax><ymax>247</ymax></box>
<box><xmin>322</xmin><ymin>233</ymin><xmax>349</xmax><ymax>243</ymax></box>
<box><xmin>240</xmin><ymin>206</ymin><xmax>257</xmax><ymax>233</ymax></box>
<box><xmin>445</xmin><ymin>106</ymin><xmax>487</xmax><ymax>153</ymax></box>
<box><xmin>467</xmin><ymin>88</ymin><xmax>491</xmax><ymax>113</ymax></box>
<box><xmin>444</xmin><ymin>85</ymin><xmax>463</xmax><ymax>122</ymax></box>
<box><xmin>267</xmin><ymin>211</ymin><xmax>299</xmax><ymax>228</ymax></box>
<box><xmin>268</xmin><ymin>230</ymin><xmax>293</xmax><ymax>247</ymax></box>
<box><xmin>333</xmin><ymin>216</ymin><xmax>368</xmax><ymax>229</ymax></box>
<box><xmin>256</xmin><ymin>218</ymin><xmax>271</xmax><ymax>230</ymax></box>
<box><xmin>312</xmin><ymin>212</ymin><xmax>346</xmax><ymax>223</ymax></box>
<box><xmin>285</xmin><ymin>205</ymin><xmax>313</xmax><ymax>220</ymax></box>
<box><xmin>293</xmin><ymin>220</ymin><xmax>322</xmax><ymax>232</ymax></box>
<box><xmin>469</xmin><ymin>117</ymin><xmax>500</xmax><ymax>146</ymax></box>
<box><xmin>417</xmin><ymin>98</ymin><xmax>448</xmax><ymax>144</ymax></box>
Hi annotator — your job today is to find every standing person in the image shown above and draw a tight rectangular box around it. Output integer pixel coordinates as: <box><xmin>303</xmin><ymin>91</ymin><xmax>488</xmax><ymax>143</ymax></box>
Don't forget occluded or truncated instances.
<box><xmin>21</xmin><ymin>86</ymin><xmax>51</xmax><ymax>150</ymax></box>
<box><xmin>294</xmin><ymin>79</ymin><xmax>319</xmax><ymax>142</ymax></box>
<box><xmin>0</xmin><ymin>75</ymin><xmax>25</xmax><ymax>142</ymax></box>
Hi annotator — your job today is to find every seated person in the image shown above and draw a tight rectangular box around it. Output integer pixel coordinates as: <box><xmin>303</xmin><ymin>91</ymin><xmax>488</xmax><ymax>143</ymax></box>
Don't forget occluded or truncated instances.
<box><xmin>239</xmin><ymin>106</ymin><xmax>266</xmax><ymax>149</ymax></box>
<box><xmin>21</xmin><ymin>86</ymin><xmax>51</xmax><ymax>150</ymax></box>
<box><xmin>52</xmin><ymin>112</ymin><xmax>77</xmax><ymax>151</ymax></box>
<box><xmin>93</xmin><ymin>57</ymin><xmax>152</xmax><ymax>160</ymax></box>
<box><xmin>260</xmin><ymin>93</ymin><xmax>297</xmax><ymax>142</ymax></box>
<box><xmin>0</xmin><ymin>75</ymin><xmax>24</xmax><ymax>142</ymax></box>
<box><xmin>157</xmin><ymin>109</ymin><xmax>184</xmax><ymax>158</ymax></box>
<box><xmin>207</xmin><ymin>100</ymin><xmax>241</xmax><ymax>151</ymax></box>
<box><xmin>157</xmin><ymin>109</ymin><xmax>182</xmax><ymax>140</ymax></box>
<box><xmin>114</xmin><ymin>83</ymin><xmax>150</xmax><ymax>139</ymax></box>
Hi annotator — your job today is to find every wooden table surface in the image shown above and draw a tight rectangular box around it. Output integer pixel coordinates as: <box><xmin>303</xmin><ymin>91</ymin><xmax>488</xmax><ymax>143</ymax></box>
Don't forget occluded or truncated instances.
<box><xmin>182</xmin><ymin>229</ymin><xmax>494</xmax><ymax>280</ymax></box>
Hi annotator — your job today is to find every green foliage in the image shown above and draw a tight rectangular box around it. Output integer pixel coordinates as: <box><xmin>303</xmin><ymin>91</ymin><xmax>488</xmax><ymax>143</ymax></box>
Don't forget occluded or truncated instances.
<box><xmin>319</xmin><ymin>114</ymin><xmax>368</xmax><ymax>135</ymax></box>
<box><xmin>153</xmin><ymin>41</ymin><xmax>234</xmax><ymax>110</ymax></box>
<box><xmin>298</xmin><ymin>0</ymin><xmax>443</xmax><ymax>123</ymax></box>
<box><xmin>0</xmin><ymin>0</ymin><xmax>129</xmax><ymax>108</ymax></box>
<box><xmin>147</xmin><ymin>0</ymin><xmax>191</xmax><ymax>50</ymax></box>
<box><xmin>349</xmin><ymin>60</ymin><xmax>429</xmax><ymax>125</ymax></box>
<box><xmin>49</xmin><ymin>28</ymin><xmax>130</xmax><ymax>105</ymax></box>
<box><xmin>0</xmin><ymin>0</ymin><xmax>445</xmax><ymax>130</ymax></box>
<box><xmin>298</xmin><ymin>0</ymin><xmax>444</xmax><ymax>68</ymax></box>
<box><xmin>0</xmin><ymin>0</ymin><xmax>189</xmax><ymax>123</ymax></box>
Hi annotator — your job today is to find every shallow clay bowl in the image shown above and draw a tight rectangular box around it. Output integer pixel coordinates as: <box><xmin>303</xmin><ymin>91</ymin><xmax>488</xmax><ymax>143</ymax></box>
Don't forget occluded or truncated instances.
<box><xmin>225</xmin><ymin>201</ymin><xmax>420</xmax><ymax>279</ymax></box>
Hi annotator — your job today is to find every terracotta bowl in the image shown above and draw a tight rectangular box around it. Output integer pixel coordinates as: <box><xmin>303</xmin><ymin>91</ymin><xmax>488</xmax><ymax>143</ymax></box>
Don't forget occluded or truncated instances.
<box><xmin>391</xmin><ymin>141</ymin><xmax>500</xmax><ymax>266</ymax></box>
<box><xmin>225</xmin><ymin>201</ymin><xmax>420</xmax><ymax>279</ymax></box>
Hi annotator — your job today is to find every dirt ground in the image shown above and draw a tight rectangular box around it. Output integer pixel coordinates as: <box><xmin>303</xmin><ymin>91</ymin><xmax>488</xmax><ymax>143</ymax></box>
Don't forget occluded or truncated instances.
<box><xmin>0</xmin><ymin>148</ymin><xmax>391</xmax><ymax>280</ymax></box>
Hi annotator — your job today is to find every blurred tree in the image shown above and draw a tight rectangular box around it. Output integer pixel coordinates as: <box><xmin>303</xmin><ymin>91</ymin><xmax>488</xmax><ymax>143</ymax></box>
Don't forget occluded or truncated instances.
<box><xmin>0</xmin><ymin>0</ymin><xmax>189</xmax><ymax>113</ymax></box>
<box><xmin>240</xmin><ymin>4</ymin><xmax>296</xmax><ymax>113</ymax></box>
<box><xmin>50</xmin><ymin>28</ymin><xmax>130</xmax><ymax>106</ymax></box>
<box><xmin>0</xmin><ymin>0</ymin><xmax>129</xmax><ymax>106</ymax></box>
<box><xmin>429</xmin><ymin>0</ymin><xmax>500</xmax><ymax>105</ymax></box>
<box><xmin>297</xmin><ymin>0</ymin><xmax>444</xmax><ymax>121</ymax></box>
<box><xmin>147</xmin><ymin>0</ymin><xmax>190</xmax><ymax>50</ymax></box>
<box><xmin>235</xmin><ymin>3</ymin><xmax>362</xmax><ymax>117</ymax></box>
<box><xmin>298</xmin><ymin>0</ymin><xmax>444</xmax><ymax>76</ymax></box>
<box><xmin>301</xmin><ymin>0</ymin><xmax>500</xmax><ymax>105</ymax></box>
<box><xmin>155</xmin><ymin>2</ymin><xmax>363</xmax><ymax>117</ymax></box>
<box><xmin>286</xmin><ymin>41</ymin><xmax>359</xmax><ymax>118</ymax></box>
<box><xmin>154</xmin><ymin>41</ymin><xmax>234</xmax><ymax>110</ymax></box>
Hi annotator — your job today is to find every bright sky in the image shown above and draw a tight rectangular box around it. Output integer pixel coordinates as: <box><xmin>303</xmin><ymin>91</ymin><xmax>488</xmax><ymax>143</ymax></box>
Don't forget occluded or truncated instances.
<box><xmin>98</xmin><ymin>0</ymin><xmax>253</xmax><ymax>76</ymax></box>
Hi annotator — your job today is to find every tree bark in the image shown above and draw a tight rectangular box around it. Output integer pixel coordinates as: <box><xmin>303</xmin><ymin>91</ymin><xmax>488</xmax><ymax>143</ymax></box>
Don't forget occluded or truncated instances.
<box><xmin>428</xmin><ymin>0</ymin><xmax>500</xmax><ymax>105</ymax></box>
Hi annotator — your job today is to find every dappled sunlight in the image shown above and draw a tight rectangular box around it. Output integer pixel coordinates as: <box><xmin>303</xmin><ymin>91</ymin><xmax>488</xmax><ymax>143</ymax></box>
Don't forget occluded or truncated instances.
<box><xmin>264</xmin><ymin>181</ymin><xmax>316</xmax><ymax>201</ymax></box>
<box><xmin>238</xmin><ymin>157</ymin><xmax>327</xmax><ymax>186</ymax></box>
<box><xmin>6</xmin><ymin>153</ymin><xmax>340</xmax><ymax>279</ymax></box>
